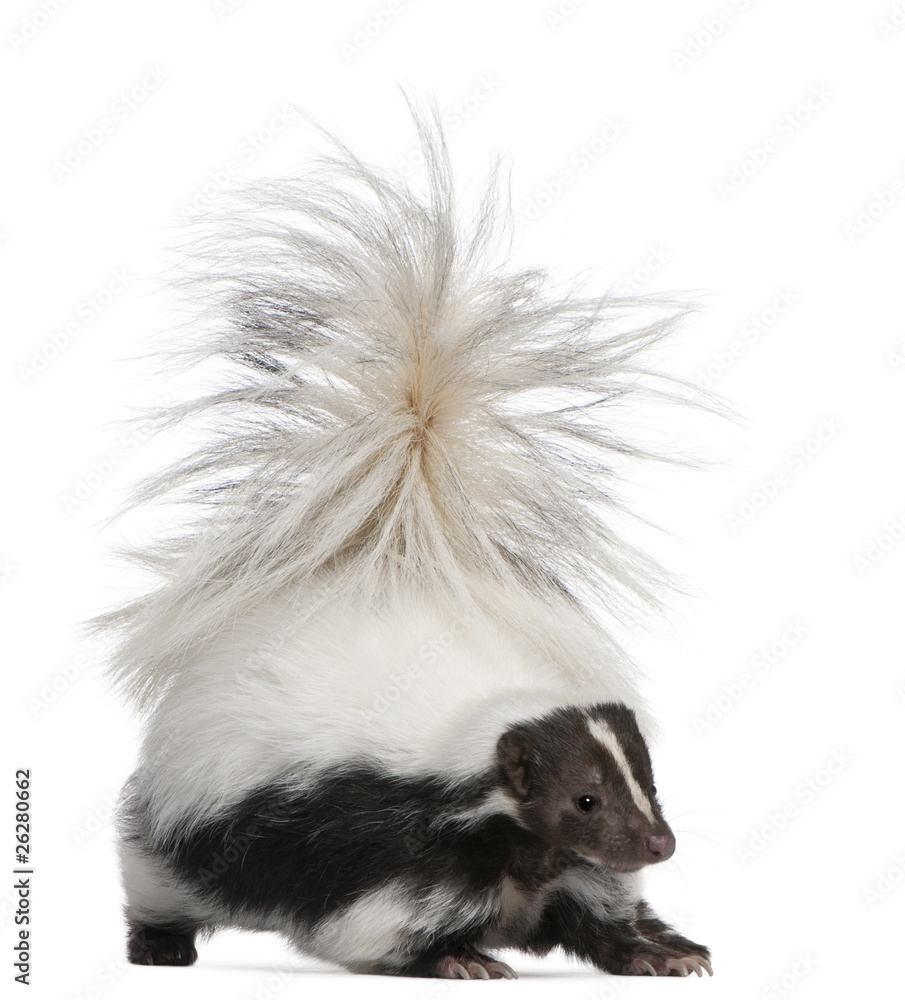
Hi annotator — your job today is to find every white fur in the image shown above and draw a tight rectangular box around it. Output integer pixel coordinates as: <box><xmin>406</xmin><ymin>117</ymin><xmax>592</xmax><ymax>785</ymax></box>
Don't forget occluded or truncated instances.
<box><xmin>135</xmin><ymin>587</ymin><xmax>652</xmax><ymax>836</ymax></box>
<box><xmin>119</xmin><ymin>839</ymin><xmax>215</xmax><ymax>928</ymax></box>
<box><xmin>479</xmin><ymin>876</ymin><xmax>549</xmax><ymax>950</ymax></box>
<box><xmin>587</xmin><ymin>718</ymin><xmax>655</xmax><ymax>822</ymax></box>
<box><xmin>553</xmin><ymin>865</ymin><xmax>642</xmax><ymax>921</ymax></box>
<box><xmin>308</xmin><ymin>883</ymin><xmax>416</xmax><ymax>970</ymax></box>
<box><xmin>97</xmin><ymin>104</ymin><xmax>700</xmax><ymax>729</ymax></box>
<box><xmin>479</xmin><ymin>863</ymin><xmax>642</xmax><ymax>952</ymax></box>
<box><xmin>305</xmin><ymin>876</ymin><xmax>508</xmax><ymax>972</ymax></box>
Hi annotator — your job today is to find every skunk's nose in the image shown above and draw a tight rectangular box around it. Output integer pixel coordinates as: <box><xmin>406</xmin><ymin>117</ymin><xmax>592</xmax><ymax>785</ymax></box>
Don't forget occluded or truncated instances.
<box><xmin>644</xmin><ymin>832</ymin><xmax>676</xmax><ymax>863</ymax></box>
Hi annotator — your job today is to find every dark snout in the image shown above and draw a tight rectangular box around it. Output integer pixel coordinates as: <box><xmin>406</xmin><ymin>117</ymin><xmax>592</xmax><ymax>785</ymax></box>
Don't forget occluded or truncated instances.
<box><xmin>584</xmin><ymin>818</ymin><xmax>677</xmax><ymax>871</ymax></box>
<box><xmin>643</xmin><ymin>830</ymin><xmax>676</xmax><ymax>864</ymax></box>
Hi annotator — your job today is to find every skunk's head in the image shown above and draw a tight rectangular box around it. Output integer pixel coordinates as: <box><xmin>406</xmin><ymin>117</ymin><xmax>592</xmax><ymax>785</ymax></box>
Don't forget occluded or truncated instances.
<box><xmin>496</xmin><ymin>703</ymin><xmax>674</xmax><ymax>871</ymax></box>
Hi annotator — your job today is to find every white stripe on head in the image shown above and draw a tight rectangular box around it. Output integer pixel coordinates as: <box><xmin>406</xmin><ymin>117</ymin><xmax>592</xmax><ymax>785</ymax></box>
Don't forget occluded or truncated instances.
<box><xmin>586</xmin><ymin>718</ymin><xmax>654</xmax><ymax>822</ymax></box>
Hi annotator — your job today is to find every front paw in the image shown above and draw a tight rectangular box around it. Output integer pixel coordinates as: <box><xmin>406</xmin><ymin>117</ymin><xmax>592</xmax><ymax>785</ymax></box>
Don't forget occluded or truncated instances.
<box><xmin>626</xmin><ymin>952</ymin><xmax>712</xmax><ymax>977</ymax></box>
<box><xmin>432</xmin><ymin>953</ymin><xmax>518</xmax><ymax>980</ymax></box>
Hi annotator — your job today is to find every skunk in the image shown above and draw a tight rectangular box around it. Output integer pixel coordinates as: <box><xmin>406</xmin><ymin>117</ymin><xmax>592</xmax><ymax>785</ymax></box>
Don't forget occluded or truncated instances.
<box><xmin>100</xmin><ymin>105</ymin><xmax>713</xmax><ymax>979</ymax></box>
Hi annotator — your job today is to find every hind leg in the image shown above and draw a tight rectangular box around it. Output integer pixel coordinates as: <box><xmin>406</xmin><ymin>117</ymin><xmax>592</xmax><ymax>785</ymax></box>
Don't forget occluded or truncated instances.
<box><xmin>127</xmin><ymin>921</ymin><xmax>198</xmax><ymax>966</ymax></box>
<box><xmin>119</xmin><ymin>837</ymin><xmax>213</xmax><ymax>966</ymax></box>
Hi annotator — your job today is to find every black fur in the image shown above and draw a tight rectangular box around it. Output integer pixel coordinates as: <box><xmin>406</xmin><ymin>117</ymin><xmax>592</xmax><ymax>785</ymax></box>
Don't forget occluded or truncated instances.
<box><xmin>159</xmin><ymin>766</ymin><xmax>532</xmax><ymax>923</ymax></box>
<box><xmin>127</xmin><ymin>922</ymin><xmax>198</xmax><ymax>966</ymax></box>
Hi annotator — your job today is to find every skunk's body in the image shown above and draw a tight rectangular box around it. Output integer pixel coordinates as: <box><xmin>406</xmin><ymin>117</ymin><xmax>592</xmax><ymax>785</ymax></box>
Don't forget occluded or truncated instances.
<box><xmin>104</xmin><ymin>107</ymin><xmax>712</xmax><ymax>978</ymax></box>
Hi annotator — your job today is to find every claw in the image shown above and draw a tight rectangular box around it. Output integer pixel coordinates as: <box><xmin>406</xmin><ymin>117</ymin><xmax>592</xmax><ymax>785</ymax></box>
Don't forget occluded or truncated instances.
<box><xmin>487</xmin><ymin>961</ymin><xmax>518</xmax><ymax>980</ymax></box>
<box><xmin>437</xmin><ymin>954</ymin><xmax>518</xmax><ymax>981</ymax></box>
<box><xmin>452</xmin><ymin>961</ymin><xmax>469</xmax><ymax>980</ymax></box>
<box><xmin>685</xmin><ymin>955</ymin><xmax>713</xmax><ymax>977</ymax></box>
<box><xmin>638</xmin><ymin>959</ymin><xmax>657</xmax><ymax>976</ymax></box>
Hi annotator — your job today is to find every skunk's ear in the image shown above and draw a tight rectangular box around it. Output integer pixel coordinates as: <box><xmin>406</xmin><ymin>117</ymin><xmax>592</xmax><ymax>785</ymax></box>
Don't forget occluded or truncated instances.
<box><xmin>496</xmin><ymin>727</ymin><xmax>533</xmax><ymax>799</ymax></box>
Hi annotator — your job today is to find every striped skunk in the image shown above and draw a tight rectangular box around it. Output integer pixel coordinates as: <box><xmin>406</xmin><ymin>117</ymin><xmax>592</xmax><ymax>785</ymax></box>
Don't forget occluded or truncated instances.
<box><xmin>99</xmin><ymin>104</ymin><xmax>713</xmax><ymax>979</ymax></box>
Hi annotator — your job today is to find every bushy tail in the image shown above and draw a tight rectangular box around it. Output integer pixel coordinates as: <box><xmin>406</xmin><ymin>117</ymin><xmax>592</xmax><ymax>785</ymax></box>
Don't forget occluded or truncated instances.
<box><xmin>98</xmin><ymin>104</ymin><xmax>703</xmax><ymax>711</ymax></box>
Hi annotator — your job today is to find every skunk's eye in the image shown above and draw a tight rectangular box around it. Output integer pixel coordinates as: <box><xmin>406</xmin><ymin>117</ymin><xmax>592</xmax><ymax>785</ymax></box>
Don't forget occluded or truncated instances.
<box><xmin>576</xmin><ymin>795</ymin><xmax>598</xmax><ymax>813</ymax></box>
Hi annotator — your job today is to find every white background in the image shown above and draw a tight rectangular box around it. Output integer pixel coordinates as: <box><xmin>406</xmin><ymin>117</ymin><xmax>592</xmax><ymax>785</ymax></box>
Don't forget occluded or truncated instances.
<box><xmin>5</xmin><ymin>1</ymin><xmax>905</xmax><ymax>998</ymax></box>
